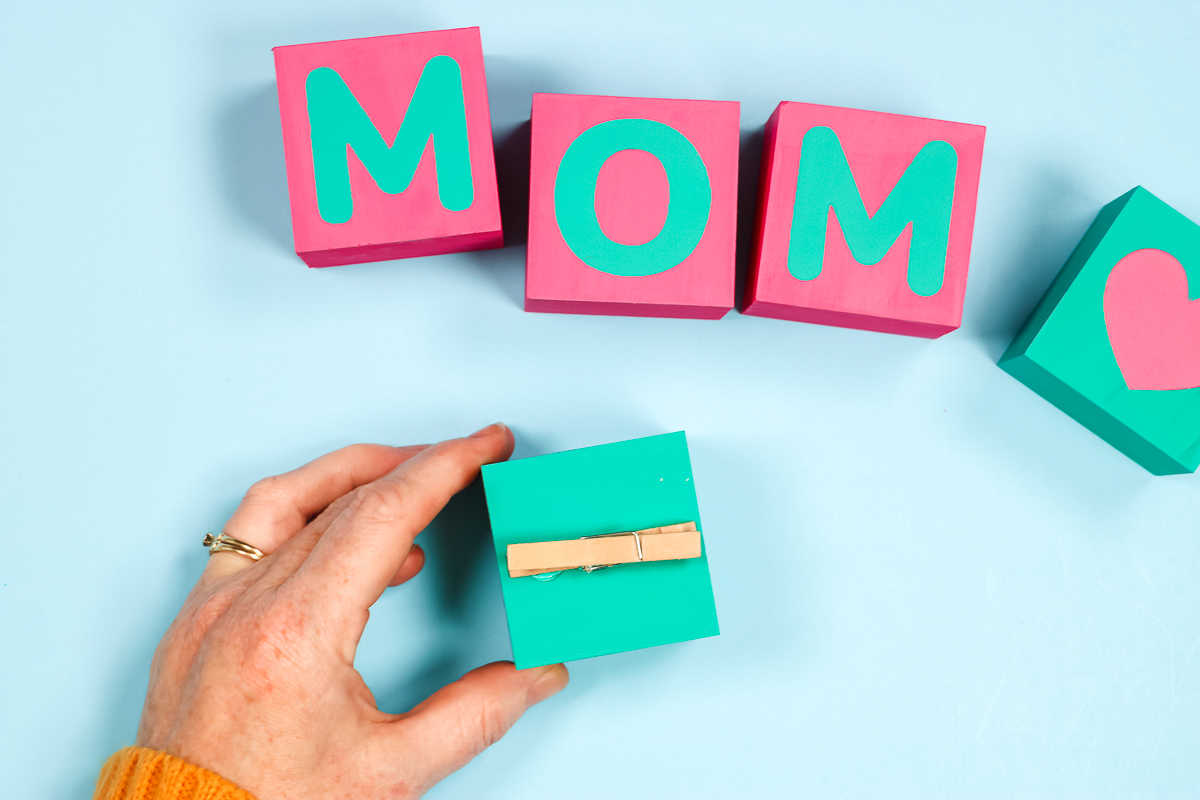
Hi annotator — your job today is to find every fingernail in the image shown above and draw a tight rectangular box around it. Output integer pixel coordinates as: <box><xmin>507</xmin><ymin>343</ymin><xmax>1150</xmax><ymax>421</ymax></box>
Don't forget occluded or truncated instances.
<box><xmin>525</xmin><ymin>663</ymin><xmax>569</xmax><ymax>707</ymax></box>
<box><xmin>469</xmin><ymin>422</ymin><xmax>507</xmax><ymax>439</ymax></box>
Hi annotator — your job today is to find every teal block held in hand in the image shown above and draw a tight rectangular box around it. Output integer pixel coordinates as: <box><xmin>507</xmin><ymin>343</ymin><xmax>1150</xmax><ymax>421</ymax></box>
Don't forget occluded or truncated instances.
<box><xmin>482</xmin><ymin>432</ymin><xmax>720</xmax><ymax>669</ymax></box>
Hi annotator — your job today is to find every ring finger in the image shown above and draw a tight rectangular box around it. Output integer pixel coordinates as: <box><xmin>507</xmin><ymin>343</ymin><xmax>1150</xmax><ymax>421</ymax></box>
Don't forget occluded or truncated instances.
<box><xmin>205</xmin><ymin>444</ymin><xmax>429</xmax><ymax>581</ymax></box>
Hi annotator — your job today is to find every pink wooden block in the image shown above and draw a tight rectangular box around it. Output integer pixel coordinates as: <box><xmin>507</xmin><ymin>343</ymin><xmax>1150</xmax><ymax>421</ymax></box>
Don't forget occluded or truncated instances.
<box><xmin>526</xmin><ymin>93</ymin><xmax>740</xmax><ymax>319</ymax></box>
<box><xmin>743</xmin><ymin>102</ymin><xmax>985</xmax><ymax>337</ymax></box>
<box><xmin>273</xmin><ymin>28</ymin><xmax>502</xmax><ymax>268</ymax></box>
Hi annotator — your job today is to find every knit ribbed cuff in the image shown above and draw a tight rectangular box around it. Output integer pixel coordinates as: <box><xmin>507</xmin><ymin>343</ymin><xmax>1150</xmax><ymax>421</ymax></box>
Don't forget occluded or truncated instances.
<box><xmin>94</xmin><ymin>747</ymin><xmax>257</xmax><ymax>800</ymax></box>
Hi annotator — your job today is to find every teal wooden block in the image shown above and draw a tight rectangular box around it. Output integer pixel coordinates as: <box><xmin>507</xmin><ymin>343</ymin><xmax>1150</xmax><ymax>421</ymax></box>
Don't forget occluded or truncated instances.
<box><xmin>481</xmin><ymin>432</ymin><xmax>720</xmax><ymax>669</ymax></box>
<box><xmin>1000</xmin><ymin>187</ymin><xmax>1200</xmax><ymax>475</ymax></box>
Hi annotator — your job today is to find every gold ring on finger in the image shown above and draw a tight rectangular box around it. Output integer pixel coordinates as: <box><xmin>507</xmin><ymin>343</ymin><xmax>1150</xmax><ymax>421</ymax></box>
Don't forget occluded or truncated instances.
<box><xmin>202</xmin><ymin>532</ymin><xmax>266</xmax><ymax>562</ymax></box>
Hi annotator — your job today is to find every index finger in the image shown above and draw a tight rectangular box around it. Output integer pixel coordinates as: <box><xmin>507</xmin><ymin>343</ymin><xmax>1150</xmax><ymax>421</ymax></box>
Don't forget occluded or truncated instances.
<box><xmin>291</xmin><ymin>423</ymin><xmax>514</xmax><ymax>620</ymax></box>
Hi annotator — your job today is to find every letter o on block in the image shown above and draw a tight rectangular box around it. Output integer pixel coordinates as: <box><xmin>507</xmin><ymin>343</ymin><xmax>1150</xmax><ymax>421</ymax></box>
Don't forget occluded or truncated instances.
<box><xmin>526</xmin><ymin>93</ymin><xmax>740</xmax><ymax>319</ymax></box>
<box><xmin>554</xmin><ymin>119</ymin><xmax>711</xmax><ymax>277</ymax></box>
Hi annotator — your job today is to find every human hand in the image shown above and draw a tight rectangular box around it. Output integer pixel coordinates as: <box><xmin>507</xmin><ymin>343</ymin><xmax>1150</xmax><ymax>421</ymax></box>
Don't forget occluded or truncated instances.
<box><xmin>136</xmin><ymin>423</ymin><xmax>569</xmax><ymax>799</ymax></box>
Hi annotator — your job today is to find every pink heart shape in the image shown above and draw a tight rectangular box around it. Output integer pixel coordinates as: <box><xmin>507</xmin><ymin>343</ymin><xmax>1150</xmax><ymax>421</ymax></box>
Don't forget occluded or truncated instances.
<box><xmin>1103</xmin><ymin>248</ymin><xmax>1200</xmax><ymax>391</ymax></box>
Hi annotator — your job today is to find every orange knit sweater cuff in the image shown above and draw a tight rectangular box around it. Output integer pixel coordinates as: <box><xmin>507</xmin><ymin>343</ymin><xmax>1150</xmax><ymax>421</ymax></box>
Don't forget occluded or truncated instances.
<box><xmin>93</xmin><ymin>746</ymin><xmax>258</xmax><ymax>800</ymax></box>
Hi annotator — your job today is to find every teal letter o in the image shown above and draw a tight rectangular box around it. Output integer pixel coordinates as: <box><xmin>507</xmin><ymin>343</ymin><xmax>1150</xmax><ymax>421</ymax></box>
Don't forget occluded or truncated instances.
<box><xmin>554</xmin><ymin>119</ymin><xmax>711</xmax><ymax>277</ymax></box>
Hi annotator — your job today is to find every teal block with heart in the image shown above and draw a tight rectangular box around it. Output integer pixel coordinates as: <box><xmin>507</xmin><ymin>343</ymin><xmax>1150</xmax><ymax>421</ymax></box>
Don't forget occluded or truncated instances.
<box><xmin>1000</xmin><ymin>186</ymin><xmax>1200</xmax><ymax>475</ymax></box>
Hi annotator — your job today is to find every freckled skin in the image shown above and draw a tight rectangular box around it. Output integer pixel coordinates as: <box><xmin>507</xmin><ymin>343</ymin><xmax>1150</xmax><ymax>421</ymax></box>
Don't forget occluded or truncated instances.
<box><xmin>135</xmin><ymin>431</ymin><xmax>568</xmax><ymax>800</ymax></box>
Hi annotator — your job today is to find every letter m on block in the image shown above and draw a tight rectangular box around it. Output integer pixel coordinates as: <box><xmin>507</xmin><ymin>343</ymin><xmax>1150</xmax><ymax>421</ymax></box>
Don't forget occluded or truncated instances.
<box><xmin>788</xmin><ymin>126</ymin><xmax>958</xmax><ymax>297</ymax></box>
<box><xmin>305</xmin><ymin>55</ymin><xmax>474</xmax><ymax>225</ymax></box>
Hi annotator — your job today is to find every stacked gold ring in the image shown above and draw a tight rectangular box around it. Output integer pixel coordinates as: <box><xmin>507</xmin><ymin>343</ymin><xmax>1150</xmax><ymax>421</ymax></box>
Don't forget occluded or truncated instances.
<box><xmin>202</xmin><ymin>532</ymin><xmax>266</xmax><ymax>562</ymax></box>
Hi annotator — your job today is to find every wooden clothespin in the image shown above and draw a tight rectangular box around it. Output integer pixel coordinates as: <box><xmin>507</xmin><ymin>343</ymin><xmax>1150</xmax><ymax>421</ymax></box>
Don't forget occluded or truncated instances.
<box><xmin>507</xmin><ymin>521</ymin><xmax>701</xmax><ymax>578</ymax></box>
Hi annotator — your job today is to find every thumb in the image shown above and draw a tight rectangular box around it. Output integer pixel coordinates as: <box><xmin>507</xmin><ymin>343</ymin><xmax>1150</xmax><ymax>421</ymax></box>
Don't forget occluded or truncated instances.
<box><xmin>393</xmin><ymin>661</ymin><xmax>569</xmax><ymax>787</ymax></box>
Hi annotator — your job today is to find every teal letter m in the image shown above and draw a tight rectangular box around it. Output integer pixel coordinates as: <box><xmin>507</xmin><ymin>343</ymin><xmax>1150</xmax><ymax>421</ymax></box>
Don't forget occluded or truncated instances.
<box><xmin>788</xmin><ymin>126</ymin><xmax>958</xmax><ymax>297</ymax></box>
<box><xmin>305</xmin><ymin>55</ymin><xmax>473</xmax><ymax>225</ymax></box>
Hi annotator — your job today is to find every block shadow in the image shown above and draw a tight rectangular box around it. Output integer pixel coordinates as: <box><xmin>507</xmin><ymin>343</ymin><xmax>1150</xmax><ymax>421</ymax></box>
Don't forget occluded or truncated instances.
<box><xmin>420</xmin><ymin>476</ymin><xmax>494</xmax><ymax>619</ymax></box>
<box><xmin>484</xmin><ymin>54</ymin><xmax>565</xmax><ymax>248</ymax></box>
<box><xmin>734</xmin><ymin>127</ymin><xmax>765</xmax><ymax>311</ymax></box>
<box><xmin>966</xmin><ymin>165</ymin><xmax>1097</xmax><ymax>360</ymax></box>
<box><xmin>372</xmin><ymin>477</ymin><xmax>508</xmax><ymax>712</ymax></box>
<box><xmin>212</xmin><ymin>83</ymin><xmax>293</xmax><ymax>254</ymax></box>
<box><xmin>463</xmin><ymin>117</ymin><xmax>531</xmax><ymax>310</ymax></box>
<box><xmin>494</xmin><ymin>120</ymin><xmax>532</xmax><ymax>248</ymax></box>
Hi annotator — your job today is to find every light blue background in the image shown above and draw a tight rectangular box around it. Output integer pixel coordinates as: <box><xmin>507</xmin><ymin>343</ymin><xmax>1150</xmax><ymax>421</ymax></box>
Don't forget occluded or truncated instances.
<box><xmin>2</xmin><ymin>1</ymin><xmax>1199</xmax><ymax>797</ymax></box>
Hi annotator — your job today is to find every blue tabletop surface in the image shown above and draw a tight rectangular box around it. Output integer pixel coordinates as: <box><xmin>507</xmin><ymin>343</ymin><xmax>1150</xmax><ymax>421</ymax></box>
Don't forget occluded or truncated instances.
<box><xmin>3</xmin><ymin>1</ymin><xmax>1199</xmax><ymax>796</ymax></box>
